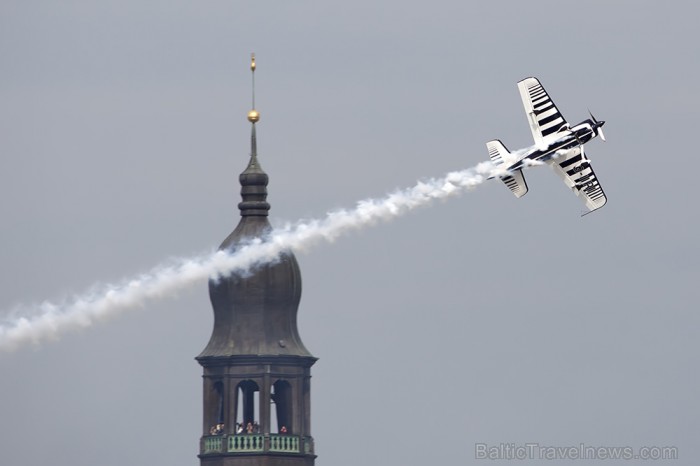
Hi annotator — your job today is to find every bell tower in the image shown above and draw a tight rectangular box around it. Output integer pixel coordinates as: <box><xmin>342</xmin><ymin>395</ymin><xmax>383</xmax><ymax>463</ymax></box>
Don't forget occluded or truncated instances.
<box><xmin>196</xmin><ymin>55</ymin><xmax>317</xmax><ymax>466</ymax></box>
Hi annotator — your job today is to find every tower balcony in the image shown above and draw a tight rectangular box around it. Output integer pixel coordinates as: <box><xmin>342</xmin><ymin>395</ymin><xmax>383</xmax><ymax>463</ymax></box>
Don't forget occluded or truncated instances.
<box><xmin>201</xmin><ymin>434</ymin><xmax>314</xmax><ymax>456</ymax></box>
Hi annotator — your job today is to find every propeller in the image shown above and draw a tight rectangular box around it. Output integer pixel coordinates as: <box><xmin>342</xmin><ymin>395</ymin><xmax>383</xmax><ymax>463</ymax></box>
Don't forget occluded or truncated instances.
<box><xmin>588</xmin><ymin>109</ymin><xmax>606</xmax><ymax>142</ymax></box>
<box><xmin>598</xmin><ymin>127</ymin><xmax>606</xmax><ymax>142</ymax></box>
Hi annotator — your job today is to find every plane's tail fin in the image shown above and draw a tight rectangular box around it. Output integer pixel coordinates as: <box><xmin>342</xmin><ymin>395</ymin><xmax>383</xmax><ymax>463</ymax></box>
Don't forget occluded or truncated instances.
<box><xmin>500</xmin><ymin>169</ymin><xmax>529</xmax><ymax>198</ymax></box>
<box><xmin>486</xmin><ymin>139</ymin><xmax>529</xmax><ymax>198</ymax></box>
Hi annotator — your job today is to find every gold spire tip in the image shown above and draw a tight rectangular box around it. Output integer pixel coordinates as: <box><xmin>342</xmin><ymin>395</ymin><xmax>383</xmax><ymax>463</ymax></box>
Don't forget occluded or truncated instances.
<box><xmin>247</xmin><ymin>53</ymin><xmax>259</xmax><ymax>123</ymax></box>
<box><xmin>248</xmin><ymin>109</ymin><xmax>260</xmax><ymax>123</ymax></box>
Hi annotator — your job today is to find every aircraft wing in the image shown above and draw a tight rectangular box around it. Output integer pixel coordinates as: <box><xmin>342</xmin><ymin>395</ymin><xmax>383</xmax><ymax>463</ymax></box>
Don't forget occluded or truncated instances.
<box><xmin>518</xmin><ymin>77</ymin><xmax>569</xmax><ymax>146</ymax></box>
<box><xmin>548</xmin><ymin>147</ymin><xmax>607</xmax><ymax>214</ymax></box>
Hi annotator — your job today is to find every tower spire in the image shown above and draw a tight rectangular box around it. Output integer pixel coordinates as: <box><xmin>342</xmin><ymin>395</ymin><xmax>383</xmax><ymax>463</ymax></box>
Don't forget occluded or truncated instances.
<box><xmin>246</xmin><ymin>53</ymin><xmax>261</xmax><ymax>166</ymax></box>
<box><xmin>237</xmin><ymin>53</ymin><xmax>269</xmax><ymax>216</ymax></box>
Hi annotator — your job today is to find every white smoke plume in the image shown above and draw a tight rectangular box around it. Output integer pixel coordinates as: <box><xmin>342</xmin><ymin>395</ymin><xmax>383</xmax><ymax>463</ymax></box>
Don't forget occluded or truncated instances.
<box><xmin>0</xmin><ymin>161</ymin><xmax>501</xmax><ymax>351</ymax></box>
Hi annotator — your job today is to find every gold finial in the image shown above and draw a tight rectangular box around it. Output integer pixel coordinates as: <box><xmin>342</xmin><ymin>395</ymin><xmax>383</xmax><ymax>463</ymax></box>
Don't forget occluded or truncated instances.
<box><xmin>247</xmin><ymin>53</ymin><xmax>260</xmax><ymax>123</ymax></box>
<box><xmin>247</xmin><ymin>109</ymin><xmax>260</xmax><ymax>123</ymax></box>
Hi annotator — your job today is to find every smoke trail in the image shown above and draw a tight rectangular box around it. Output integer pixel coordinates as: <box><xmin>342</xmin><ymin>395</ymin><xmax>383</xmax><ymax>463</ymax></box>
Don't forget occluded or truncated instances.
<box><xmin>0</xmin><ymin>161</ymin><xmax>501</xmax><ymax>351</ymax></box>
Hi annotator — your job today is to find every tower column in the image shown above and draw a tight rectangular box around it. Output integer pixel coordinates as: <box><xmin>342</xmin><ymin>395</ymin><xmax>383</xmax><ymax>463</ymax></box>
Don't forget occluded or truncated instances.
<box><xmin>226</xmin><ymin>377</ymin><xmax>237</xmax><ymax>434</ymax></box>
<box><xmin>303</xmin><ymin>371</ymin><xmax>312</xmax><ymax>436</ymax></box>
<box><xmin>261</xmin><ymin>367</ymin><xmax>271</xmax><ymax>435</ymax></box>
<box><xmin>242</xmin><ymin>383</ymin><xmax>255</xmax><ymax>427</ymax></box>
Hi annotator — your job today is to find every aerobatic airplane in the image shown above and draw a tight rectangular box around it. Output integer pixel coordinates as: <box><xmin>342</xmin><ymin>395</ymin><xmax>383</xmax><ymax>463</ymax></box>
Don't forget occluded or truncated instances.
<box><xmin>487</xmin><ymin>77</ymin><xmax>607</xmax><ymax>215</ymax></box>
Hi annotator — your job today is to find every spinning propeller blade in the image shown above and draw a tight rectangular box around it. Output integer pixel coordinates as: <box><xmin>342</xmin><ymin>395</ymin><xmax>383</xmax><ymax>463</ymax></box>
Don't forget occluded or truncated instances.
<box><xmin>588</xmin><ymin>109</ymin><xmax>606</xmax><ymax>142</ymax></box>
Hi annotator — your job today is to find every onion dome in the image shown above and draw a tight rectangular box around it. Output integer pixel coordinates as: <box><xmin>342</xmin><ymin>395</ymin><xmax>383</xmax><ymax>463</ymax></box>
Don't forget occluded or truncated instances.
<box><xmin>198</xmin><ymin>55</ymin><xmax>313</xmax><ymax>360</ymax></box>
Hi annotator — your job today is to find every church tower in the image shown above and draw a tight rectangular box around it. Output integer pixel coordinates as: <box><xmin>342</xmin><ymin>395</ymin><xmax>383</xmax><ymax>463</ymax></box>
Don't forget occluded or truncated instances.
<box><xmin>196</xmin><ymin>55</ymin><xmax>317</xmax><ymax>466</ymax></box>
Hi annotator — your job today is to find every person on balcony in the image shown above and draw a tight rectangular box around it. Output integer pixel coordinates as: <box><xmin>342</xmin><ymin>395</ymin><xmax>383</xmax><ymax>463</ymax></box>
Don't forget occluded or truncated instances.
<box><xmin>280</xmin><ymin>426</ymin><xmax>288</xmax><ymax>434</ymax></box>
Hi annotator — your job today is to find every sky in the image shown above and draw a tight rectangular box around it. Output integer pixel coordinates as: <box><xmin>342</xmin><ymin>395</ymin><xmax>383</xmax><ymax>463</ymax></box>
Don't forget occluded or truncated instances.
<box><xmin>0</xmin><ymin>1</ymin><xmax>698</xmax><ymax>465</ymax></box>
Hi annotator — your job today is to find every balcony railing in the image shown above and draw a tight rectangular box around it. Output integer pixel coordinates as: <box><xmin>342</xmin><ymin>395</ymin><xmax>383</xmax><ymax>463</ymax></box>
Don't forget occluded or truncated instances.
<box><xmin>201</xmin><ymin>434</ymin><xmax>309</xmax><ymax>455</ymax></box>
<box><xmin>269</xmin><ymin>434</ymin><xmax>300</xmax><ymax>452</ymax></box>
<box><xmin>202</xmin><ymin>436</ymin><xmax>223</xmax><ymax>454</ymax></box>
<box><xmin>228</xmin><ymin>434</ymin><xmax>264</xmax><ymax>452</ymax></box>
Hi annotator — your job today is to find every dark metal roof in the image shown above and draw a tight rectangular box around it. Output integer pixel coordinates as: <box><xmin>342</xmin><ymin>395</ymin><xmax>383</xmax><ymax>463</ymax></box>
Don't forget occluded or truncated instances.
<box><xmin>197</xmin><ymin>124</ymin><xmax>313</xmax><ymax>360</ymax></box>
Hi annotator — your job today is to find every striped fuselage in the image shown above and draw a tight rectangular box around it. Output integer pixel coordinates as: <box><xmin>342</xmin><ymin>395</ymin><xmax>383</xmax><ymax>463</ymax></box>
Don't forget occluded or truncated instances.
<box><xmin>507</xmin><ymin>119</ymin><xmax>599</xmax><ymax>171</ymax></box>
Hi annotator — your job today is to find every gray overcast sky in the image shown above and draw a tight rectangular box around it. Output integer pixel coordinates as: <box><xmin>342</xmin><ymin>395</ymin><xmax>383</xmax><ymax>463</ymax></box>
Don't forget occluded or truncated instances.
<box><xmin>1</xmin><ymin>2</ymin><xmax>697</xmax><ymax>465</ymax></box>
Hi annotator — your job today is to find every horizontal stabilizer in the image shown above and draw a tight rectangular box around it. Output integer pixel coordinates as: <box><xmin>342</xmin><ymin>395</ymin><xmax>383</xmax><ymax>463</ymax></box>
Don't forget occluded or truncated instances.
<box><xmin>485</xmin><ymin>140</ymin><xmax>528</xmax><ymax>198</ymax></box>
<box><xmin>500</xmin><ymin>169</ymin><xmax>529</xmax><ymax>198</ymax></box>
<box><xmin>486</xmin><ymin>139</ymin><xmax>513</xmax><ymax>166</ymax></box>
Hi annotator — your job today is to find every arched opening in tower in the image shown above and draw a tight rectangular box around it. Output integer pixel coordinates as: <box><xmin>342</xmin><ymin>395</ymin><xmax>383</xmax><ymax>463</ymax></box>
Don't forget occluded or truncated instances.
<box><xmin>272</xmin><ymin>380</ymin><xmax>292</xmax><ymax>434</ymax></box>
<box><xmin>235</xmin><ymin>380</ymin><xmax>260</xmax><ymax>433</ymax></box>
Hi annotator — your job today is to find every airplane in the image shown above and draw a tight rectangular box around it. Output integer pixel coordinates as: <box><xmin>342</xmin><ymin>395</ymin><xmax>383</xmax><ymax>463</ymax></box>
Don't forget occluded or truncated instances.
<box><xmin>487</xmin><ymin>77</ymin><xmax>607</xmax><ymax>215</ymax></box>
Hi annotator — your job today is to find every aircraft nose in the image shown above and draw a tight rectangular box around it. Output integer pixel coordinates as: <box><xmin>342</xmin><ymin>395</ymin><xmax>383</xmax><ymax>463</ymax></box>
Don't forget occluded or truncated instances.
<box><xmin>599</xmin><ymin>120</ymin><xmax>605</xmax><ymax>127</ymax></box>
